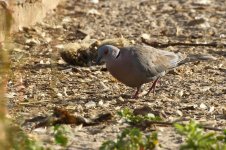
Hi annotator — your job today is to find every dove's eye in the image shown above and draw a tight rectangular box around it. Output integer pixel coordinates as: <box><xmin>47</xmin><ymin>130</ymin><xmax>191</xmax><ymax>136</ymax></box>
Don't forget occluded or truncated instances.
<box><xmin>104</xmin><ymin>49</ymin><xmax>109</xmax><ymax>55</ymax></box>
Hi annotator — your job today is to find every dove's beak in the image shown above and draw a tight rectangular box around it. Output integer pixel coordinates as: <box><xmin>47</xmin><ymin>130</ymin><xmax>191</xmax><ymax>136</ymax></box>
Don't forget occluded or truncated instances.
<box><xmin>96</xmin><ymin>56</ymin><xmax>102</xmax><ymax>64</ymax></box>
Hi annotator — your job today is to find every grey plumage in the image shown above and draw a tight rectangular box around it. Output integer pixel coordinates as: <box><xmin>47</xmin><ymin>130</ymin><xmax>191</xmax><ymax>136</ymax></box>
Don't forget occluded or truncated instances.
<box><xmin>97</xmin><ymin>44</ymin><xmax>216</xmax><ymax>98</ymax></box>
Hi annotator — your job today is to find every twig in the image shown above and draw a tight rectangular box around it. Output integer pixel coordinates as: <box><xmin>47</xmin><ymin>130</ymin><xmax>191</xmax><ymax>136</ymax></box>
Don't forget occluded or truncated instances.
<box><xmin>135</xmin><ymin>120</ymin><xmax>225</xmax><ymax>132</ymax></box>
<box><xmin>141</xmin><ymin>38</ymin><xmax>226</xmax><ymax>48</ymax></box>
<box><xmin>19</xmin><ymin>100</ymin><xmax>50</xmax><ymax>105</ymax></box>
<box><xmin>200</xmin><ymin>126</ymin><xmax>224</xmax><ymax>132</ymax></box>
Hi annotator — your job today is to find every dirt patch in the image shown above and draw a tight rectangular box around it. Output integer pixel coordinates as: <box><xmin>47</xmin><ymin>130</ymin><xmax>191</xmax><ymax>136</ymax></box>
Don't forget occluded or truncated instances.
<box><xmin>8</xmin><ymin>0</ymin><xmax>226</xmax><ymax>149</ymax></box>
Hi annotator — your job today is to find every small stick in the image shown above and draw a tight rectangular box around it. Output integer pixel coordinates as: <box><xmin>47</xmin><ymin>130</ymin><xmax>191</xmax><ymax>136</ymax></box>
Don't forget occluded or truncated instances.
<box><xmin>19</xmin><ymin>100</ymin><xmax>50</xmax><ymax>105</ymax></box>
<box><xmin>136</xmin><ymin>120</ymin><xmax>225</xmax><ymax>132</ymax></box>
<box><xmin>142</xmin><ymin>39</ymin><xmax>226</xmax><ymax>48</ymax></box>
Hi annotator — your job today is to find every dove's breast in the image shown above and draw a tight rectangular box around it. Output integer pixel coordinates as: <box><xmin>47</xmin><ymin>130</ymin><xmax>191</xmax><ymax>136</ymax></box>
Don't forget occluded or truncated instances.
<box><xmin>106</xmin><ymin>49</ymin><xmax>154</xmax><ymax>88</ymax></box>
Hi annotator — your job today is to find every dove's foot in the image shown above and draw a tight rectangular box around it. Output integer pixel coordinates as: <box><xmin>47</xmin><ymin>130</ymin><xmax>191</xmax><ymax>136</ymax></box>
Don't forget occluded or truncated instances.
<box><xmin>131</xmin><ymin>95</ymin><xmax>139</xmax><ymax>99</ymax></box>
<box><xmin>131</xmin><ymin>86</ymin><xmax>141</xmax><ymax>99</ymax></box>
<box><xmin>146</xmin><ymin>77</ymin><xmax>160</xmax><ymax>96</ymax></box>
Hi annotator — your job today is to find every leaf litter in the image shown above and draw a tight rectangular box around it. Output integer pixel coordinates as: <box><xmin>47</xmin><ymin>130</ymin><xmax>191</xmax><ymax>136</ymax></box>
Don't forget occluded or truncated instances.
<box><xmin>8</xmin><ymin>0</ymin><xmax>226</xmax><ymax>149</ymax></box>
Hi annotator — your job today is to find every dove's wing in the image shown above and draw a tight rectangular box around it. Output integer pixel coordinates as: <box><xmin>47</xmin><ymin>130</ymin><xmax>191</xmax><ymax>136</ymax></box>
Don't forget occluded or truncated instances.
<box><xmin>126</xmin><ymin>45</ymin><xmax>186</xmax><ymax>78</ymax></box>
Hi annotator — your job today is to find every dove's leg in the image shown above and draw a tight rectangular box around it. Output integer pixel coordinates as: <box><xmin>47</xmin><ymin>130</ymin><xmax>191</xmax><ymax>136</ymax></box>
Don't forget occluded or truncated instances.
<box><xmin>132</xmin><ymin>86</ymin><xmax>141</xmax><ymax>99</ymax></box>
<box><xmin>146</xmin><ymin>77</ymin><xmax>160</xmax><ymax>96</ymax></box>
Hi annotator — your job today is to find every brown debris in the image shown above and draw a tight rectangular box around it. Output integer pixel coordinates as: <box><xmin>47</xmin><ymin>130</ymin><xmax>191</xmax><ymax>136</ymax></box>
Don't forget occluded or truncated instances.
<box><xmin>60</xmin><ymin>37</ymin><xmax>132</xmax><ymax>66</ymax></box>
<box><xmin>23</xmin><ymin>107</ymin><xmax>112</xmax><ymax>129</ymax></box>
<box><xmin>60</xmin><ymin>42</ymin><xmax>97</xmax><ymax>66</ymax></box>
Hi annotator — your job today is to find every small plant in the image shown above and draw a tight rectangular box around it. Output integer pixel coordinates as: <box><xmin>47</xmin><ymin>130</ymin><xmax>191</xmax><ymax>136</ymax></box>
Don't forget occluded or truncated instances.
<box><xmin>7</xmin><ymin>124</ymin><xmax>46</xmax><ymax>150</ymax></box>
<box><xmin>174</xmin><ymin>120</ymin><xmax>226</xmax><ymax>150</ymax></box>
<box><xmin>23</xmin><ymin>138</ymin><xmax>46</xmax><ymax>150</ymax></box>
<box><xmin>53</xmin><ymin>125</ymin><xmax>69</xmax><ymax>147</ymax></box>
<box><xmin>118</xmin><ymin>108</ymin><xmax>161</xmax><ymax>124</ymax></box>
<box><xmin>100</xmin><ymin>128</ymin><xmax>158</xmax><ymax>150</ymax></box>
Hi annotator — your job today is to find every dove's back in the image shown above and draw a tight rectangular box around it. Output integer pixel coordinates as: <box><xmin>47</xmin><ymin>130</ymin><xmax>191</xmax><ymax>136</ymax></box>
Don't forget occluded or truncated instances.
<box><xmin>106</xmin><ymin>45</ymin><xmax>186</xmax><ymax>88</ymax></box>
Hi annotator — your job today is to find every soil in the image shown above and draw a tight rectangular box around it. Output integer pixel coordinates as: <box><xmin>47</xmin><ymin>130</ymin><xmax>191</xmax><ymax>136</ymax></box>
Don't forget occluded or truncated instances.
<box><xmin>8</xmin><ymin>0</ymin><xmax>226</xmax><ymax>149</ymax></box>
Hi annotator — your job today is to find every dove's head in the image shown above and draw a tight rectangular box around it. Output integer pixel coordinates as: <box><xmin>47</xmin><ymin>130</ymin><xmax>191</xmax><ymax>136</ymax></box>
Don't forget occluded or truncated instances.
<box><xmin>96</xmin><ymin>45</ymin><xmax>120</xmax><ymax>64</ymax></box>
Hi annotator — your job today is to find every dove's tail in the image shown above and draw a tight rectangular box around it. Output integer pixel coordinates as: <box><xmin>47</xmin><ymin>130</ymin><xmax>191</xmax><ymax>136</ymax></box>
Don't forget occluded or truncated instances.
<box><xmin>178</xmin><ymin>54</ymin><xmax>217</xmax><ymax>66</ymax></box>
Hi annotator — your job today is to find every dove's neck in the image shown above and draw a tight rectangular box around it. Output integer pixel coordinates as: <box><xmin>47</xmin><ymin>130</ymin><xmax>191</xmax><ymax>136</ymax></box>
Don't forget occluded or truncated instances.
<box><xmin>105</xmin><ymin>48</ymin><xmax>121</xmax><ymax>63</ymax></box>
<box><xmin>111</xmin><ymin>48</ymin><xmax>120</xmax><ymax>59</ymax></box>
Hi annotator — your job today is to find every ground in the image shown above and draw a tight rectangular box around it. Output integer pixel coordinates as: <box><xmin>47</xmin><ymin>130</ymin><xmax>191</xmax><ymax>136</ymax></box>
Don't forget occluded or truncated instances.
<box><xmin>7</xmin><ymin>0</ymin><xmax>226</xmax><ymax>149</ymax></box>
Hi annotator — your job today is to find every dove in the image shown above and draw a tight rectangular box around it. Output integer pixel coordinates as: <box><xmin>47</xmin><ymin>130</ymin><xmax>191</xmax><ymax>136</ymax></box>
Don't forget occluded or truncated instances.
<box><xmin>96</xmin><ymin>44</ymin><xmax>216</xmax><ymax>98</ymax></box>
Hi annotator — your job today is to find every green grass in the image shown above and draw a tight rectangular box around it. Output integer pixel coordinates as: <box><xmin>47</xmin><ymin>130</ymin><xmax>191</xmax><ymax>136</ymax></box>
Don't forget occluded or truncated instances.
<box><xmin>117</xmin><ymin>108</ymin><xmax>161</xmax><ymax>124</ymax></box>
<box><xmin>100</xmin><ymin>128</ymin><xmax>158</xmax><ymax>150</ymax></box>
<box><xmin>100</xmin><ymin>108</ymin><xmax>226</xmax><ymax>150</ymax></box>
<box><xmin>175</xmin><ymin>120</ymin><xmax>226</xmax><ymax>150</ymax></box>
<box><xmin>53</xmin><ymin>125</ymin><xmax>69</xmax><ymax>147</ymax></box>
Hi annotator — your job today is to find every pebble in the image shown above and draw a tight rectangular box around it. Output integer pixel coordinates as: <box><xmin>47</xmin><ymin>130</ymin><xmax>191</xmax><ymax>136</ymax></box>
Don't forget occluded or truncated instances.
<box><xmin>199</xmin><ymin>103</ymin><xmax>208</xmax><ymax>110</ymax></box>
<box><xmin>98</xmin><ymin>100</ymin><xmax>104</xmax><ymax>106</ymax></box>
<box><xmin>85</xmin><ymin>101</ymin><xmax>96</xmax><ymax>108</ymax></box>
